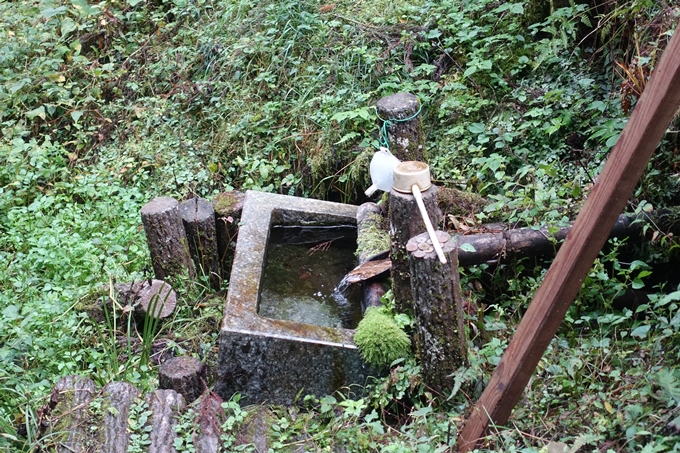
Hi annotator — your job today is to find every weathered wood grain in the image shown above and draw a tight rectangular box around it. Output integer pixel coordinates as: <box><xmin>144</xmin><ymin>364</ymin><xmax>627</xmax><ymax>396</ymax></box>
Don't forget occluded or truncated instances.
<box><xmin>458</xmin><ymin>29</ymin><xmax>680</xmax><ymax>451</ymax></box>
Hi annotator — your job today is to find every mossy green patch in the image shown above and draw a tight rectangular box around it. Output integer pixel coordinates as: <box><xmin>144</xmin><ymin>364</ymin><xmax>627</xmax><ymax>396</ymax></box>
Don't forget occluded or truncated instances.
<box><xmin>356</xmin><ymin>212</ymin><xmax>390</xmax><ymax>259</ymax></box>
<box><xmin>353</xmin><ymin>307</ymin><xmax>411</xmax><ymax>368</ymax></box>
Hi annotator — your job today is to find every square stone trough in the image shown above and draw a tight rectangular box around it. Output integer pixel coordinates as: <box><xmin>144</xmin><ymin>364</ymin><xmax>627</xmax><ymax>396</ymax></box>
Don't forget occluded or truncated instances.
<box><xmin>215</xmin><ymin>191</ymin><xmax>376</xmax><ymax>406</ymax></box>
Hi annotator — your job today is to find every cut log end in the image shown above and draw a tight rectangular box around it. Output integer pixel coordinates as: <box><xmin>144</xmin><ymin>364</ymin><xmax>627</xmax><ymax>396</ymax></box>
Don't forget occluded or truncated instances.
<box><xmin>135</xmin><ymin>279</ymin><xmax>177</xmax><ymax>319</ymax></box>
<box><xmin>159</xmin><ymin>356</ymin><xmax>208</xmax><ymax>404</ymax></box>
<box><xmin>376</xmin><ymin>92</ymin><xmax>420</xmax><ymax>119</ymax></box>
<box><xmin>141</xmin><ymin>196</ymin><xmax>195</xmax><ymax>281</ymax></box>
<box><xmin>140</xmin><ymin>196</ymin><xmax>180</xmax><ymax>216</ymax></box>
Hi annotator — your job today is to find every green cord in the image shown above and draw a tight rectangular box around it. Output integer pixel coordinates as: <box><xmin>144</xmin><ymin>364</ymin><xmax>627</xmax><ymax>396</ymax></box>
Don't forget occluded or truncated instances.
<box><xmin>376</xmin><ymin>103</ymin><xmax>423</xmax><ymax>150</ymax></box>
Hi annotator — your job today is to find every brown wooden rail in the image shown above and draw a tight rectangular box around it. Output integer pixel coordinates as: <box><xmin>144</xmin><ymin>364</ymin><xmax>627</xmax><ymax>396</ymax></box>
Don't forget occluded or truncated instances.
<box><xmin>458</xmin><ymin>28</ymin><xmax>680</xmax><ymax>451</ymax></box>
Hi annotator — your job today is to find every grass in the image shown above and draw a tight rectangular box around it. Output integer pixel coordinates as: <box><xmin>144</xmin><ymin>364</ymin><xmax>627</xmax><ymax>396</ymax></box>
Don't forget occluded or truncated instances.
<box><xmin>1</xmin><ymin>0</ymin><xmax>680</xmax><ymax>451</ymax></box>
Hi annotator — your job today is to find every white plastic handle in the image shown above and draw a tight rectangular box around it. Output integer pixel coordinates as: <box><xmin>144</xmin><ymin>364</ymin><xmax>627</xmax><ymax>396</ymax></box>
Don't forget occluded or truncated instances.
<box><xmin>411</xmin><ymin>184</ymin><xmax>447</xmax><ymax>264</ymax></box>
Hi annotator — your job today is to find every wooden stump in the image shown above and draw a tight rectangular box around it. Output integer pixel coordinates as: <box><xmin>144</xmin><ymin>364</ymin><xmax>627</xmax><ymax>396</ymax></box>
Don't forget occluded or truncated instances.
<box><xmin>357</xmin><ymin>202</ymin><xmax>389</xmax><ymax>311</ymax></box>
<box><xmin>407</xmin><ymin>231</ymin><xmax>466</xmax><ymax>397</ymax></box>
<box><xmin>389</xmin><ymin>186</ymin><xmax>442</xmax><ymax>313</ymax></box>
<box><xmin>376</xmin><ymin>92</ymin><xmax>425</xmax><ymax>162</ymax></box>
<box><xmin>179</xmin><ymin>197</ymin><xmax>221</xmax><ymax>290</ymax></box>
<box><xmin>87</xmin><ymin>280</ymin><xmax>177</xmax><ymax>326</ymax></box>
<box><xmin>141</xmin><ymin>197</ymin><xmax>195</xmax><ymax>281</ymax></box>
<box><xmin>195</xmin><ymin>392</ymin><xmax>225</xmax><ymax>453</ymax></box>
<box><xmin>102</xmin><ymin>381</ymin><xmax>141</xmax><ymax>453</ymax></box>
<box><xmin>132</xmin><ymin>279</ymin><xmax>177</xmax><ymax>320</ymax></box>
<box><xmin>51</xmin><ymin>375</ymin><xmax>97</xmax><ymax>453</ymax></box>
<box><xmin>212</xmin><ymin>191</ymin><xmax>246</xmax><ymax>280</ymax></box>
<box><xmin>146</xmin><ymin>389</ymin><xmax>186</xmax><ymax>453</ymax></box>
<box><xmin>159</xmin><ymin>356</ymin><xmax>207</xmax><ymax>404</ymax></box>
<box><xmin>356</xmin><ymin>202</ymin><xmax>387</xmax><ymax>263</ymax></box>
<box><xmin>362</xmin><ymin>281</ymin><xmax>386</xmax><ymax>311</ymax></box>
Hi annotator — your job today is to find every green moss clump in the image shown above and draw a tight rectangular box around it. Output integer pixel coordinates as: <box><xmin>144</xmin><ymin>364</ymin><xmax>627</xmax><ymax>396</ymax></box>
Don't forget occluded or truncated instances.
<box><xmin>353</xmin><ymin>307</ymin><xmax>411</xmax><ymax>368</ymax></box>
<box><xmin>355</xmin><ymin>212</ymin><xmax>390</xmax><ymax>260</ymax></box>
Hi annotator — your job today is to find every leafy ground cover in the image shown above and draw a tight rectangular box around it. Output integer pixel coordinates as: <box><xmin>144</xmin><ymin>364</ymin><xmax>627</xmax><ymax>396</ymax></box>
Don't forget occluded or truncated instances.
<box><xmin>1</xmin><ymin>0</ymin><xmax>680</xmax><ymax>450</ymax></box>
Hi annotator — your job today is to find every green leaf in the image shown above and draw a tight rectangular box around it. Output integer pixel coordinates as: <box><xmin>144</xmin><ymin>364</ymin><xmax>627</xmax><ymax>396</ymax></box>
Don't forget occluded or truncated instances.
<box><xmin>427</xmin><ymin>29</ymin><xmax>442</xmax><ymax>39</ymax></box>
<box><xmin>605</xmin><ymin>133</ymin><xmax>621</xmax><ymax>148</ymax></box>
<box><xmin>463</xmin><ymin>66</ymin><xmax>478</xmax><ymax>78</ymax></box>
<box><xmin>41</xmin><ymin>6</ymin><xmax>69</xmax><ymax>18</ymax></box>
<box><xmin>71</xmin><ymin>0</ymin><xmax>100</xmax><ymax>16</ymax></box>
<box><xmin>26</xmin><ymin>105</ymin><xmax>46</xmax><ymax>120</ymax></box>
<box><xmin>629</xmin><ymin>260</ymin><xmax>649</xmax><ymax>271</ymax></box>
<box><xmin>460</xmin><ymin>243</ymin><xmax>476</xmax><ymax>253</ymax></box>
<box><xmin>71</xmin><ymin>110</ymin><xmax>84</xmax><ymax>123</ymax></box>
<box><xmin>630</xmin><ymin>325</ymin><xmax>651</xmax><ymax>338</ymax></box>
<box><xmin>411</xmin><ymin>406</ymin><xmax>432</xmax><ymax>418</ymax></box>
<box><xmin>2</xmin><ymin>305</ymin><xmax>19</xmax><ymax>321</ymax></box>
<box><xmin>468</xmin><ymin>123</ymin><xmax>486</xmax><ymax>134</ymax></box>
<box><xmin>586</xmin><ymin>100</ymin><xmax>605</xmax><ymax>112</ymax></box>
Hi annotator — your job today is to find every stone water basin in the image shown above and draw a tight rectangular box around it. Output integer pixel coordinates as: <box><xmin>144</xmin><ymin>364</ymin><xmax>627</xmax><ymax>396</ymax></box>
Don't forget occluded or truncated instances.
<box><xmin>215</xmin><ymin>191</ymin><xmax>376</xmax><ymax>406</ymax></box>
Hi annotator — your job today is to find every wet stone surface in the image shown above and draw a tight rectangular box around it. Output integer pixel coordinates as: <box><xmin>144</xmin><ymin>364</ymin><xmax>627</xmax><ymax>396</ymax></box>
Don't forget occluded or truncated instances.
<box><xmin>216</xmin><ymin>191</ymin><xmax>378</xmax><ymax>406</ymax></box>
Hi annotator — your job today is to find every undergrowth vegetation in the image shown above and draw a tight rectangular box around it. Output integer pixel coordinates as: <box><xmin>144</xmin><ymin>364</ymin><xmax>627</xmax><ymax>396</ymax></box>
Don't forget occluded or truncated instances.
<box><xmin>1</xmin><ymin>0</ymin><xmax>680</xmax><ymax>450</ymax></box>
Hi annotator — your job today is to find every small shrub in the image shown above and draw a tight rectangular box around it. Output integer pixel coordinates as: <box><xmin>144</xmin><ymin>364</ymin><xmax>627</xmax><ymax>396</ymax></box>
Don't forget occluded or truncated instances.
<box><xmin>353</xmin><ymin>307</ymin><xmax>411</xmax><ymax>368</ymax></box>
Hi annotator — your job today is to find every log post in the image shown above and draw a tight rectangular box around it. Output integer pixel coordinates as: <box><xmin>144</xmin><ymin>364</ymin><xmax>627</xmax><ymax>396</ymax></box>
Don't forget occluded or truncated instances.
<box><xmin>407</xmin><ymin>230</ymin><xmax>466</xmax><ymax>397</ymax></box>
<box><xmin>95</xmin><ymin>280</ymin><xmax>177</xmax><ymax>324</ymax></box>
<box><xmin>51</xmin><ymin>376</ymin><xmax>97</xmax><ymax>453</ymax></box>
<box><xmin>357</xmin><ymin>202</ymin><xmax>388</xmax><ymax>311</ymax></box>
<box><xmin>375</xmin><ymin>92</ymin><xmax>425</xmax><ymax>162</ymax></box>
<box><xmin>212</xmin><ymin>191</ymin><xmax>246</xmax><ymax>280</ymax></box>
<box><xmin>141</xmin><ymin>197</ymin><xmax>195</xmax><ymax>281</ymax></box>
<box><xmin>389</xmin><ymin>186</ymin><xmax>442</xmax><ymax>313</ymax></box>
<box><xmin>159</xmin><ymin>356</ymin><xmax>207</xmax><ymax>404</ymax></box>
<box><xmin>132</xmin><ymin>280</ymin><xmax>176</xmax><ymax>321</ymax></box>
<box><xmin>102</xmin><ymin>381</ymin><xmax>141</xmax><ymax>453</ymax></box>
<box><xmin>195</xmin><ymin>392</ymin><xmax>225</xmax><ymax>453</ymax></box>
<box><xmin>356</xmin><ymin>202</ymin><xmax>387</xmax><ymax>263</ymax></box>
<box><xmin>146</xmin><ymin>389</ymin><xmax>185</xmax><ymax>453</ymax></box>
<box><xmin>179</xmin><ymin>197</ymin><xmax>221</xmax><ymax>290</ymax></box>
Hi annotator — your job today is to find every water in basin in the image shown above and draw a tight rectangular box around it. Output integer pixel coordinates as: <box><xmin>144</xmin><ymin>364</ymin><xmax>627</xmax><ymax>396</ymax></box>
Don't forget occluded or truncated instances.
<box><xmin>258</xmin><ymin>225</ymin><xmax>362</xmax><ymax>329</ymax></box>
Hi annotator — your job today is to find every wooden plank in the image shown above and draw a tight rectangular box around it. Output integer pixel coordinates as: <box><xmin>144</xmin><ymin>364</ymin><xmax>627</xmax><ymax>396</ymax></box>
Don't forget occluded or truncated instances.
<box><xmin>457</xmin><ymin>30</ymin><xmax>680</xmax><ymax>452</ymax></box>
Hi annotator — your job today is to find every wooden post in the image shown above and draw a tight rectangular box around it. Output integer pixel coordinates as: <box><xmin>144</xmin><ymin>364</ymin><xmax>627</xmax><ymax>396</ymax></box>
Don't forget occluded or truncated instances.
<box><xmin>195</xmin><ymin>393</ymin><xmax>225</xmax><ymax>453</ymax></box>
<box><xmin>357</xmin><ymin>202</ymin><xmax>388</xmax><ymax>311</ymax></box>
<box><xmin>407</xmin><ymin>231</ymin><xmax>466</xmax><ymax>396</ymax></box>
<box><xmin>141</xmin><ymin>197</ymin><xmax>195</xmax><ymax>281</ymax></box>
<box><xmin>389</xmin><ymin>186</ymin><xmax>442</xmax><ymax>313</ymax></box>
<box><xmin>51</xmin><ymin>376</ymin><xmax>97</xmax><ymax>452</ymax></box>
<box><xmin>458</xmin><ymin>28</ymin><xmax>680</xmax><ymax>451</ymax></box>
<box><xmin>159</xmin><ymin>356</ymin><xmax>207</xmax><ymax>404</ymax></box>
<box><xmin>102</xmin><ymin>381</ymin><xmax>141</xmax><ymax>453</ymax></box>
<box><xmin>212</xmin><ymin>191</ymin><xmax>246</xmax><ymax>280</ymax></box>
<box><xmin>130</xmin><ymin>279</ymin><xmax>177</xmax><ymax>322</ymax></box>
<box><xmin>179</xmin><ymin>197</ymin><xmax>221</xmax><ymax>290</ymax></box>
<box><xmin>376</xmin><ymin>92</ymin><xmax>426</xmax><ymax>162</ymax></box>
<box><xmin>145</xmin><ymin>389</ymin><xmax>185</xmax><ymax>453</ymax></box>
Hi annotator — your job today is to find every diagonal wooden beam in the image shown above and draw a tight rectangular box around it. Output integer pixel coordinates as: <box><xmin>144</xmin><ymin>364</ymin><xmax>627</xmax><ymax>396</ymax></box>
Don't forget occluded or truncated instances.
<box><xmin>458</xmin><ymin>29</ymin><xmax>680</xmax><ymax>452</ymax></box>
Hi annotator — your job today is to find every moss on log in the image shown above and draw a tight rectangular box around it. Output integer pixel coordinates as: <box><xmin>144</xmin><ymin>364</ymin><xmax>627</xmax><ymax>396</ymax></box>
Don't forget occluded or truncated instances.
<box><xmin>376</xmin><ymin>92</ymin><xmax>425</xmax><ymax>162</ymax></box>
<box><xmin>141</xmin><ymin>197</ymin><xmax>195</xmax><ymax>281</ymax></box>
<box><xmin>179</xmin><ymin>197</ymin><xmax>221</xmax><ymax>290</ymax></box>
<box><xmin>389</xmin><ymin>185</ymin><xmax>442</xmax><ymax>313</ymax></box>
<box><xmin>212</xmin><ymin>191</ymin><xmax>246</xmax><ymax>280</ymax></box>
<box><xmin>407</xmin><ymin>231</ymin><xmax>466</xmax><ymax>396</ymax></box>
